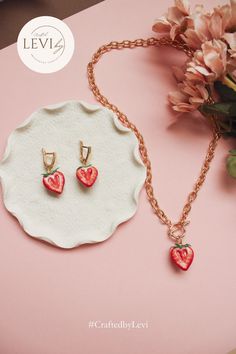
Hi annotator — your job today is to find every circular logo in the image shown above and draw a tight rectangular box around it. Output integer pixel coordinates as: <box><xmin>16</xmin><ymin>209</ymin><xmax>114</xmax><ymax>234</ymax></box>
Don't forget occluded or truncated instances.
<box><xmin>17</xmin><ymin>16</ymin><xmax>75</xmax><ymax>73</ymax></box>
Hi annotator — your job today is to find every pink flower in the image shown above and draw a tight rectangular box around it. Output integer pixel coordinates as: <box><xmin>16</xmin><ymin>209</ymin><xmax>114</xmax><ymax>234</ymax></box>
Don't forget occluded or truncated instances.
<box><xmin>224</xmin><ymin>32</ymin><xmax>236</xmax><ymax>50</ymax></box>
<box><xmin>180</xmin><ymin>28</ymin><xmax>203</xmax><ymax>49</ymax></box>
<box><xmin>226</xmin><ymin>0</ymin><xmax>236</xmax><ymax>31</ymax></box>
<box><xmin>228</xmin><ymin>48</ymin><xmax>236</xmax><ymax>71</ymax></box>
<box><xmin>208</xmin><ymin>5</ymin><xmax>231</xmax><ymax>39</ymax></box>
<box><xmin>152</xmin><ymin>0</ymin><xmax>191</xmax><ymax>40</ymax></box>
<box><xmin>153</xmin><ymin>0</ymin><xmax>236</xmax><ymax>47</ymax></box>
<box><xmin>169</xmin><ymin>80</ymin><xmax>209</xmax><ymax>112</ymax></box>
<box><xmin>201</xmin><ymin>40</ymin><xmax>227</xmax><ymax>79</ymax></box>
<box><xmin>180</xmin><ymin>4</ymin><xmax>231</xmax><ymax>48</ymax></box>
<box><xmin>168</xmin><ymin>40</ymin><xmax>228</xmax><ymax>112</ymax></box>
<box><xmin>186</xmin><ymin>47</ymin><xmax>216</xmax><ymax>83</ymax></box>
<box><xmin>153</xmin><ymin>0</ymin><xmax>236</xmax><ymax>114</ymax></box>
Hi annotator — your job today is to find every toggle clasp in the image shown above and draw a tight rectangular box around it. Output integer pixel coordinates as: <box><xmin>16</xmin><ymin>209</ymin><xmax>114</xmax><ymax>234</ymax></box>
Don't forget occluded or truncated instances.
<box><xmin>168</xmin><ymin>221</ymin><xmax>189</xmax><ymax>244</ymax></box>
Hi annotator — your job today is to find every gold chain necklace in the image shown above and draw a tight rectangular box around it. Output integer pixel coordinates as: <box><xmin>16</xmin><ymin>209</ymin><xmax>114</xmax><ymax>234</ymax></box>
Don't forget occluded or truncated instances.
<box><xmin>87</xmin><ymin>37</ymin><xmax>221</xmax><ymax>271</ymax></box>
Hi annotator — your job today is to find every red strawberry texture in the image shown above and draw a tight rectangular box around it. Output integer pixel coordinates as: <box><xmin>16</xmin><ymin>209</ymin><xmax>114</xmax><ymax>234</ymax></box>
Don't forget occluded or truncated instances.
<box><xmin>76</xmin><ymin>165</ymin><xmax>98</xmax><ymax>187</ymax></box>
<box><xmin>170</xmin><ymin>244</ymin><xmax>194</xmax><ymax>271</ymax></box>
<box><xmin>43</xmin><ymin>171</ymin><xmax>65</xmax><ymax>194</ymax></box>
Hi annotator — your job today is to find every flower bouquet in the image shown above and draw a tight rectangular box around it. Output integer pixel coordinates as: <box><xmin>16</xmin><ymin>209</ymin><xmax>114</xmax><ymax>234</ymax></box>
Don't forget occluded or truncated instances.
<box><xmin>153</xmin><ymin>0</ymin><xmax>236</xmax><ymax>177</ymax></box>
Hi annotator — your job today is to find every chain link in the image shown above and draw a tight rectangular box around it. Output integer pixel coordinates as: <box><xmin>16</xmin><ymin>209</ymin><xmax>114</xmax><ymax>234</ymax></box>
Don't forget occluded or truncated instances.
<box><xmin>87</xmin><ymin>37</ymin><xmax>220</xmax><ymax>239</ymax></box>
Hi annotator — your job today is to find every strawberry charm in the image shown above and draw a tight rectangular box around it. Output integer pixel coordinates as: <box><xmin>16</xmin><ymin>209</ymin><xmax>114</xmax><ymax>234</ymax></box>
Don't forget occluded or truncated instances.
<box><xmin>76</xmin><ymin>166</ymin><xmax>98</xmax><ymax>187</ymax></box>
<box><xmin>42</xmin><ymin>149</ymin><xmax>65</xmax><ymax>195</ymax></box>
<box><xmin>43</xmin><ymin>169</ymin><xmax>65</xmax><ymax>194</ymax></box>
<box><xmin>76</xmin><ymin>141</ymin><xmax>98</xmax><ymax>188</ymax></box>
<box><xmin>170</xmin><ymin>243</ymin><xmax>194</xmax><ymax>271</ymax></box>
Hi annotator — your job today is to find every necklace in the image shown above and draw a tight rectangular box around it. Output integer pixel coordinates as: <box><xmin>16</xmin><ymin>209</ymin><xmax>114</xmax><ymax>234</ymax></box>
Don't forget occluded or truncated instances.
<box><xmin>87</xmin><ymin>37</ymin><xmax>221</xmax><ymax>271</ymax></box>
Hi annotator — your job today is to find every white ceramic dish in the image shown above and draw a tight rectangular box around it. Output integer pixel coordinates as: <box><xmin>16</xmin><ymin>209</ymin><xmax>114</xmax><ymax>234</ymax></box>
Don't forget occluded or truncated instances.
<box><xmin>0</xmin><ymin>100</ymin><xmax>146</xmax><ymax>248</ymax></box>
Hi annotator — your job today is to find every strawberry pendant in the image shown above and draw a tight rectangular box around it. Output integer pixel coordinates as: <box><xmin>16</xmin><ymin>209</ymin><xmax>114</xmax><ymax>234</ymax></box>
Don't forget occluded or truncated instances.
<box><xmin>170</xmin><ymin>243</ymin><xmax>194</xmax><ymax>271</ymax></box>
<box><xmin>42</xmin><ymin>168</ymin><xmax>65</xmax><ymax>194</ymax></box>
<box><xmin>76</xmin><ymin>165</ymin><xmax>98</xmax><ymax>187</ymax></box>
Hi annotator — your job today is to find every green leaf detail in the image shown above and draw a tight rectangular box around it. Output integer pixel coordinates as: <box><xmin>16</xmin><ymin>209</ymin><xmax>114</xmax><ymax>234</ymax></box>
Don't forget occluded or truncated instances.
<box><xmin>227</xmin><ymin>73</ymin><xmax>236</xmax><ymax>84</ymax></box>
<box><xmin>226</xmin><ymin>155</ymin><xmax>236</xmax><ymax>178</ymax></box>
<box><xmin>77</xmin><ymin>164</ymin><xmax>92</xmax><ymax>170</ymax></box>
<box><xmin>173</xmin><ymin>243</ymin><xmax>191</xmax><ymax>249</ymax></box>
<box><xmin>229</xmin><ymin>149</ymin><xmax>236</xmax><ymax>156</ymax></box>
<box><xmin>200</xmin><ymin>102</ymin><xmax>236</xmax><ymax>117</ymax></box>
<box><xmin>42</xmin><ymin>167</ymin><xmax>59</xmax><ymax>177</ymax></box>
<box><xmin>214</xmin><ymin>81</ymin><xmax>236</xmax><ymax>102</ymax></box>
<box><xmin>199</xmin><ymin>103</ymin><xmax>236</xmax><ymax>137</ymax></box>
<box><xmin>174</xmin><ymin>243</ymin><xmax>182</xmax><ymax>248</ymax></box>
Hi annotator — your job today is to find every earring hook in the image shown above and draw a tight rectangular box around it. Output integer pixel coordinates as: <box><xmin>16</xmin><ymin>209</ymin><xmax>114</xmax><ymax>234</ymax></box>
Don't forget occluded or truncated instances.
<box><xmin>80</xmin><ymin>141</ymin><xmax>91</xmax><ymax>165</ymax></box>
<box><xmin>42</xmin><ymin>148</ymin><xmax>56</xmax><ymax>173</ymax></box>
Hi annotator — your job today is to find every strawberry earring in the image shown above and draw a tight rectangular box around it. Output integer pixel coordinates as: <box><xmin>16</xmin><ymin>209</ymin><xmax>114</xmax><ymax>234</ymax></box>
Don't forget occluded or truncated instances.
<box><xmin>76</xmin><ymin>141</ymin><xmax>98</xmax><ymax>187</ymax></box>
<box><xmin>42</xmin><ymin>149</ymin><xmax>65</xmax><ymax>194</ymax></box>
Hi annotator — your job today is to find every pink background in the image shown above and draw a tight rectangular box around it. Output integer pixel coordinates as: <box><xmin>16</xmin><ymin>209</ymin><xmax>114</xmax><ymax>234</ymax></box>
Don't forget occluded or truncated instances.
<box><xmin>0</xmin><ymin>0</ymin><xmax>236</xmax><ymax>353</ymax></box>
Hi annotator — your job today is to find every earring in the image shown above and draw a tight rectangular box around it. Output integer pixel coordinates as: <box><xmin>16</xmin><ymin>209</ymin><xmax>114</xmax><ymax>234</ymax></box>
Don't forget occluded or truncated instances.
<box><xmin>42</xmin><ymin>149</ymin><xmax>65</xmax><ymax>194</ymax></box>
<box><xmin>76</xmin><ymin>141</ymin><xmax>98</xmax><ymax>187</ymax></box>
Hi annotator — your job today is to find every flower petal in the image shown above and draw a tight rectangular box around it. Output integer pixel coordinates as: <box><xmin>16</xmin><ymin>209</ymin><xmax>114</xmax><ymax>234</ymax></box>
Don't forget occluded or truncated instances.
<box><xmin>223</xmin><ymin>32</ymin><xmax>236</xmax><ymax>50</ymax></box>
<box><xmin>185</xmin><ymin>71</ymin><xmax>206</xmax><ymax>82</ymax></box>
<box><xmin>170</xmin><ymin>24</ymin><xmax>181</xmax><ymax>40</ymax></box>
<box><xmin>175</xmin><ymin>0</ymin><xmax>190</xmax><ymax>15</ymax></box>
<box><xmin>167</xmin><ymin>6</ymin><xmax>185</xmax><ymax>24</ymax></box>
<box><xmin>172</xmin><ymin>103</ymin><xmax>197</xmax><ymax>112</ymax></box>
<box><xmin>208</xmin><ymin>11</ymin><xmax>223</xmax><ymax>39</ymax></box>
<box><xmin>189</xmin><ymin>96</ymin><xmax>205</xmax><ymax>104</ymax></box>
<box><xmin>219</xmin><ymin>4</ymin><xmax>232</xmax><ymax>31</ymax></box>
<box><xmin>227</xmin><ymin>0</ymin><xmax>236</xmax><ymax>31</ymax></box>
<box><xmin>172</xmin><ymin>66</ymin><xmax>186</xmax><ymax>82</ymax></box>
<box><xmin>194</xmin><ymin>14</ymin><xmax>211</xmax><ymax>42</ymax></box>
<box><xmin>168</xmin><ymin>91</ymin><xmax>188</xmax><ymax>105</ymax></box>
<box><xmin>192</xmin><ymin>65</ymin><xmax>212</xmax><ymax>76</ymax></box>
<box><xmin>197</xmin><ymin>85</ymin><xmax>209</xmax><ymax>100</ymax></box>
<box><xmin>202</xmin><ymin>40</ymin><xmax>227</xmax><ymax>78</ymax></box>
<box><xmin>180</xmin><ymin>30</ymin><xmax>202</xmax><ymax>49</ymax></box>
<box><xmin>194</xmin><ymin>4</ymin><xmax>205</xmax><ymax>14</ymax></box>
<box><xmin>152</xmin><ymin>17</ymin><xmax>171</xmax><ymax>33</ymax></box>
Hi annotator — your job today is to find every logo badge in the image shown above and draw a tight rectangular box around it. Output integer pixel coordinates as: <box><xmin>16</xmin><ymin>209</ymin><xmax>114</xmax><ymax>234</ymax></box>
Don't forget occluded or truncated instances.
<box><xmin>17</xmin><ymin>16</ymin><xmax>75</xmax><ymax>73</ymax></box>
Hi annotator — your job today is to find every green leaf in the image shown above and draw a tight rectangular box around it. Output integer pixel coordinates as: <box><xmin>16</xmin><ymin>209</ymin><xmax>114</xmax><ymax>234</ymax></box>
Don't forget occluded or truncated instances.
<box><xmin>227</xmin><ymin>155</ymin><xmax>236</xmax><ymax>178</ymax></box>
<box><xmin>200</xmin><ymin>102</ymin><xmax>236</xmax><ymax>116</ymax></box>
<box><xmin>214</xmin><ymin>81</ymin><xmax>236</xmax><ymax>102</ymax></box>
<box><xmin>42</xmin><ymin>167</ymin><xmax>59</xmax><ymax>177</ymax></box>
<box><xmin>174</xmin><ymin>243</ymin><xmax>182</xmax><ymax>248</ymax></box>
<box><xmin>200</xmin><ymin>112</ymin><xmax>236</xmax><ymax>137</ymax></box>
<box><xmin>224</xmin><ymin>131</ymin><xmax>236</xmax><ymax>137</ymax></box>
<box><xmin>220</xmin><ymin>118</ymin><xmax>236</xmax><ymax>137</ymax></box>
<box><xmin>227</xmin><ymin>73</ymin><xmax>236</xmax><ymax>84</ymax></box>
<box><xmin>173</xmin><ymin>243</ymin><xmax>191</xmax><ymax>249</ymax></box>
<box><xmin>77</xmin><ymin>164</ymin><xmax>92</xmax><ymax>170</ymax></box>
